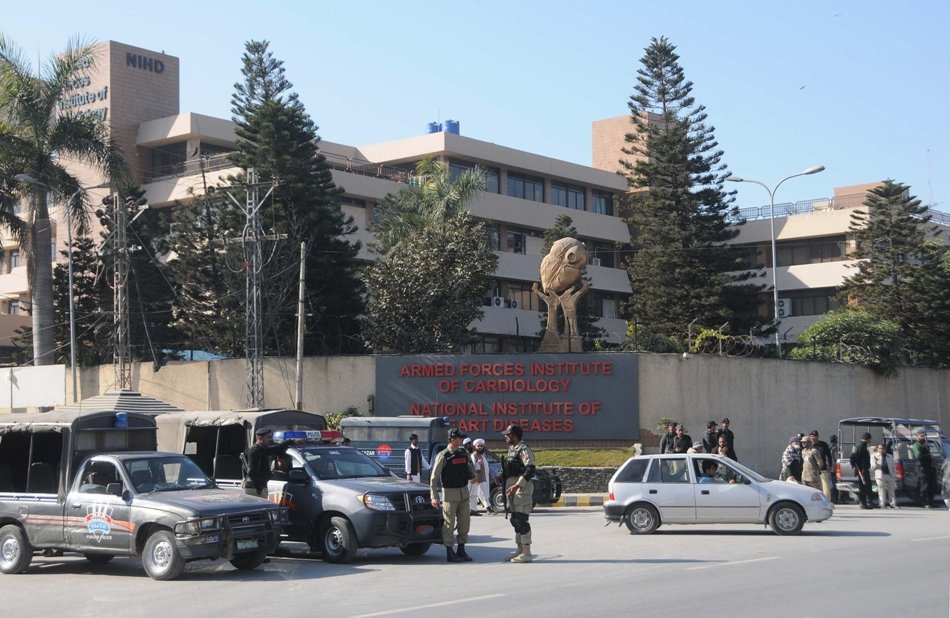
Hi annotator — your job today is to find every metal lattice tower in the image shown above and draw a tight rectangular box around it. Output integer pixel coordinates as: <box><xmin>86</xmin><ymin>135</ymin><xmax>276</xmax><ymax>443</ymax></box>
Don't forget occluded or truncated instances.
<box><xmin>113</xmin><ymin>194</ymin><xmax>132</xmax><ymax>390</ymax></box>
<box><xmin>244</xmin><ymin>168</ymin><xmax>264</xmax><ymax>408</ymax></box>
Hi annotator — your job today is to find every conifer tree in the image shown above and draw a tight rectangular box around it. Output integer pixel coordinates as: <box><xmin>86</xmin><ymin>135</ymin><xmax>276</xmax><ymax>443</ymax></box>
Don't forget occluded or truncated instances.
<box><xmin>841</xmin><ymin>180</ymin><xmax>949</xmax><ymax>367</ymax></box>
<box><xmin>620</xmin><ymin>37</ymin><xmax>764</xmax><ymax>341</ymax></box>
<box><xmin>228</xmin><ymin>40</ymin><xmax>365</xmax><ymax>355</ymax></box>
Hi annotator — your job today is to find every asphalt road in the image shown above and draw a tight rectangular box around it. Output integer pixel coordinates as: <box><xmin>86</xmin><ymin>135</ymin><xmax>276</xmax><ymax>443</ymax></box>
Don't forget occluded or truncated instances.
<box><xmin>3</xmin><ymin>504</ymin><xmax>949</xmax><ymax>618</ymax></box>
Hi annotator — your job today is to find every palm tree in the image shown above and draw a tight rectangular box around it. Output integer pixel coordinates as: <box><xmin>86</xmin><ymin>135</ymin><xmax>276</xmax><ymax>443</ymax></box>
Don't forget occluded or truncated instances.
<box><xmin>0</xmin><ymin>34</ymin><xmax>124</xmax><ymax>365</ymax></box>
<box><xmin>370</xmin><ymin>158</ymin><xmax>487</xmax><ymax>254</ymax></box>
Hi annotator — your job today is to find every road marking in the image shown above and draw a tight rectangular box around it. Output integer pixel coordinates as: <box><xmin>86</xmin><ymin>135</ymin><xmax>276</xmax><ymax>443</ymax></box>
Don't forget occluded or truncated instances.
<box><xmin>686</xmin><ymin>556</ymin><xmax>779</xmax><ymax>571</ymax></box>
<box><xmin>353</xmin><ymin>594</ymin><xmax>507</xmax><ymax>617</ymax></box>
<box><xmin>910</xmin><ymin>535</ymin><xmax>950</xmax><ymax>542</ymax></box>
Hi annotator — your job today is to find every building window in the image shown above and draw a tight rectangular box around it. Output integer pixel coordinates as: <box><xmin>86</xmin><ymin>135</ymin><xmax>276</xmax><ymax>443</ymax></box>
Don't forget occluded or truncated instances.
<box><xmin>495</xmin><ymin>281</ymin><xmax>539</xmax><ymax>312</ymax></box>
<box><xmin>10</xmin><ymin>251</ymin><xmax>20</xmax><ymax>269</ymax></box>
<box><xmin>506</xmin><ymin>172</ymin><xmax>544</xmax><ymax>202</ymax></box>
<box><xmin>589</xmin><ymin>242</ymin><xmax>614</xmax><ymax>268</ymax></box>
<box><xmin>776</xmin><ymin>287</ymin><xmax>841</xmax><ymax>317</ymax></box>
<box><xmin>776</xmin><ymin>236</ymin><xmax>847</xmax><ymax>267</ymax></box>
<box><xmin>449</xmin><ymin>158</ymin><xmax>500</xmax><ymax>194</ymax></box>
<box><xmin>552</xmin><ymin>182</ymin><xmax>585</xmax><ymax>210</ymax></box>
<box><xmin>506</xmin><ymin>231</ymin><xmax>525</xmax><ymax>254</ymax></box>
<box><xmin>592</xmin><ymin>191</ymin><xmax>613</xmax><ymax>215</ymax></box>
<box><xmin>340</xmin><ymin>196</ymin><xmax>366</xmax><ymax>208</ymax></box>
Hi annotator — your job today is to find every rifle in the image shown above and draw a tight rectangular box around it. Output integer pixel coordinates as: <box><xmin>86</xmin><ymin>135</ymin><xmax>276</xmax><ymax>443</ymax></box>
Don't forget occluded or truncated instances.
<box><xmin>500</xmin><ymin>462</ymin><xmax>509</xmax><ymax>520</ymax></box>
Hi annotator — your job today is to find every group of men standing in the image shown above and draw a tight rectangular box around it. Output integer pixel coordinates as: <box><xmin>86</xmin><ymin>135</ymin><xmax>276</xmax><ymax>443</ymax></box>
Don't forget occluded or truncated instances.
<box><xmin>660</xmin><ymin>418</ymin><xmax>737</xmax><ymax>460</ymax></box>
<box><xmin>412</xmin><ymin>425</ymin><xmax>537</xmax><ymax>564</ymax></box>
<box><xmin>850</xmin><ymin>429</ymin><xmax>941</xmax><ymax>509</ymax></box>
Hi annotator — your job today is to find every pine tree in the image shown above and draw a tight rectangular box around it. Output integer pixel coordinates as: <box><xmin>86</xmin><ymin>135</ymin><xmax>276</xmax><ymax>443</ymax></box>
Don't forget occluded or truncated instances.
<box><xmin>620</xmin><ymin>37</ymin><xmax>764</xmax><ymax>341</ymax></box>
<box><xmin>540</xmin><ymin>214</ymin><xmax>605</xmax><ymax>349</ymax></box>
<box><xmin>841</xmin><ymin>180</ymin><xmax>949</xmax><ymax>367</ymax></box>
<box><xmin>52</xmin><ymin>236</ymin><xmax>109</xmax><ymax>367</ymax></box>
<box><xmin>228</xmin><ymin>40</ymin><xmax>365</xmax><ymax>355</ymax></box>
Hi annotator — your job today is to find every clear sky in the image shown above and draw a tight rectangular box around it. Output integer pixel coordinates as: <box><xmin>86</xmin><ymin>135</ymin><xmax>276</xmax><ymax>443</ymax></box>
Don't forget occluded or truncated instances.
<box><xmin>7</xmin><ymin>0</ymin><xmax>949</xmax><ymax>211</ymax></box>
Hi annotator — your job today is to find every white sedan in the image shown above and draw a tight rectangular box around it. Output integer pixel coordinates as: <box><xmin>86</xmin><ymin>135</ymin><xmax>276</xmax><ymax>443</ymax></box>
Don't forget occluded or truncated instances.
<box><xmin>603</xmin><ymin>453</ymin><xmax>833</xmax><ymax>535</ymax></box>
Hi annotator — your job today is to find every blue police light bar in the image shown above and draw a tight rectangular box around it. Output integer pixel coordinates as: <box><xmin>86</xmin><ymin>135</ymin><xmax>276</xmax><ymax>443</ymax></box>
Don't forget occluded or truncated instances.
<box><xmin>272</xmin><ymin>429</ymin><xmax>343</xmax><ymax>443</ymax></box>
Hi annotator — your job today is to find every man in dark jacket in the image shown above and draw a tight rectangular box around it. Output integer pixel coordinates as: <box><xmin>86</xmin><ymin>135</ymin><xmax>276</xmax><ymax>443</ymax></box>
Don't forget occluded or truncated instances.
<box><xmin>718</xmin><ymin>418</ymin><xmax>736</xmax><ymax>457</ymax></box>
<box><xmin>810</xmin><ymin>430</ymin><xmax>834</xmax><ymax>501</ymax></box>
<box><xmin>702</xmin><ymin>421</ymin><xmax>719</xmax><ymax>453</ymax></box>
<box><xmin>659</xmin><ymin>422</ymin><xmax>677</xmax><ymax>454</ymax></box>
<box><xmin>242</xmin><ymin>428</ymin><xmax>300</xmax><ymax>498</ymax></box>
<box><xmin>671</xmin><ymin>425</ymin><xmax>692</xmax><ymax>454</ymax></box>
<box><xmin>911</xmin><ymin>429</ymin><xmax>938</xmax><ymax>508</ymax></box>
<box><xmin>850</xmin><ymin>432</ymin><xmax>873</xmax><ymax>509</ymax></box>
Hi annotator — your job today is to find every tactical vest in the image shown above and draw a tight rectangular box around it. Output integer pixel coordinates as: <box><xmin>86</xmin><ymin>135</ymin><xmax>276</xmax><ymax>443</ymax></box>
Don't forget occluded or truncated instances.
<box><xmin>408</xmin><ymin>447</ymin><xmax>423</xmax><ymax>474</ymax></box>
<box><xmin>441</xmin><ymin>450</ymin><xmax>470</xmax><ymax>488</ymax></box>
<box><xmin>505</xmin><ymin>449</ymin><xmax>526</xmax><ymax>478</ymax></box>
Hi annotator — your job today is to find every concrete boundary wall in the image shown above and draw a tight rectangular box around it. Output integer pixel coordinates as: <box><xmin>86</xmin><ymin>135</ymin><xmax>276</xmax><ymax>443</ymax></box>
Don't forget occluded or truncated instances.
<box><xmin>59</xmin><ymin>353</ymin><xmax>949</xmax><ymax>476</ymax></box>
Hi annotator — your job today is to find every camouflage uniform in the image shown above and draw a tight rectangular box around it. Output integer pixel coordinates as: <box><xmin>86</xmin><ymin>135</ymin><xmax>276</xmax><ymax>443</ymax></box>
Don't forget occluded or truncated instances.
<box><xmin>502</xmin><ymin>425</ymin><xmax>536</xmax><ymax>563</ymax></box>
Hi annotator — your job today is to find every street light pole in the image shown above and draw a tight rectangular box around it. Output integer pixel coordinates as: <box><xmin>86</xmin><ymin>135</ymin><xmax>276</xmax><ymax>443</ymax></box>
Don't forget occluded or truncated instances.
<box><xmin>726</xmin><ymin>165</ymin><xmax>825</xmax><ymax>357</ymax></box>
<box><xmin>13</xmin><ymin>174</ymin><xmax>85</xmax><ymax>402</ymax></box>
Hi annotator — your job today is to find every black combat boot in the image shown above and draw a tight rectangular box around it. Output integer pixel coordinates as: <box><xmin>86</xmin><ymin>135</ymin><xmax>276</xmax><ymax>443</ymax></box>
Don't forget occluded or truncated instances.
<box><xmin>456</xmin><ymin>544</ymin><xmax>473</xmax><ymax>562</ymax></box>
<box><xmin>446</xmin><ymin>547</ymin><xmax>464</xmax><ymax>562</ymax></box>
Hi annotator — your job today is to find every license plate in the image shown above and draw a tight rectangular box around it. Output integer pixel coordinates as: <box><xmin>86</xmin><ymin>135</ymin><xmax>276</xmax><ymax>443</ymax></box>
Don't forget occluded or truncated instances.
<box><xmin>236</xmin><ymin>539</ymin><xmax>258</xmax><ymax>551</ymax></box>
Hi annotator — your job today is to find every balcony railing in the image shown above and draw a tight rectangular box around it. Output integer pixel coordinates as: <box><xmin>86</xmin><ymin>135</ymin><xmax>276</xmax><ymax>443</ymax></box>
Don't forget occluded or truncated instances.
<box><xmin>734</xmin><ymin>193</ymin><xmax>950</xmax><ymax>226</ymax></box>
<box><xmin>143</xmin><ymin>150</ymin><xmax>412</xmax><ymax>186</ymax></box>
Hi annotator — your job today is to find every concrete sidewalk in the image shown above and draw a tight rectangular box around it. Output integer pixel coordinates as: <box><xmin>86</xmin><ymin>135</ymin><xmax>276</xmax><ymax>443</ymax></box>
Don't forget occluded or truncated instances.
<box><xmin>548</xmin><ymin>493</ymin><xmax>607</xmax><ymax>507</ymax></box>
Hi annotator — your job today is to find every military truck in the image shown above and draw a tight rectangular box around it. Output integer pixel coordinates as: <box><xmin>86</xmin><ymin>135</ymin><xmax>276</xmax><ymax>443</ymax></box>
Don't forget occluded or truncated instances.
<box><xmin>153</xmin><ymin>408</ymin><xmax>336</xmax><ymax>486</ymax></box>
<box><xmin>0</xmin><ymin>410</ymin><xmax>282</xmax><ymax>580</ymax></box>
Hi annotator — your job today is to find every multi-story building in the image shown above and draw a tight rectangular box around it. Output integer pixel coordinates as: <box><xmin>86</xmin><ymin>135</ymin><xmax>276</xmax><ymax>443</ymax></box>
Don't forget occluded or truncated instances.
<box><xmin>1</xmin><ymin>41</ymin><xmax>632</xmax><ymax>354</ymax></box>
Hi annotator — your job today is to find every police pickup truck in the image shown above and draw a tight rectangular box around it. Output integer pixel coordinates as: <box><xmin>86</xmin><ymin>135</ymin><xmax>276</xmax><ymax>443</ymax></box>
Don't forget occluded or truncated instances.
<box><xmin>0</xmin><ymin>410</ymin><xmax>283</xmax><ymax>580</ymax></box>
<box><xmin>266</xmin><ymin>431</ymin><xmax>444</xmax><ymax>563</ymax></box>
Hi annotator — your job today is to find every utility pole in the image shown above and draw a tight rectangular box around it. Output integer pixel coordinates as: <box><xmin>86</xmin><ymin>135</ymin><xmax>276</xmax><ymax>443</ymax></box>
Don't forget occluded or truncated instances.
<box><xmin>113</xmin><ymin>192</ymin><xmax>131</xmax><ymax>389</ymax></box>
<box><xmin>245</xmin><ymin>168</ymin><xmax>264</xmax><ymax>409</ymax></box>
<box><xmin>294</xmin><ymin>242</ymin><xmax>306</xmax><ymax>410</ymax></box>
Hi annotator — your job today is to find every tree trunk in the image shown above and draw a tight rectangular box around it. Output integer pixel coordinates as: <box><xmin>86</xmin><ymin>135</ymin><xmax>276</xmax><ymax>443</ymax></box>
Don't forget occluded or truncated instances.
<box><xmin>32</xmin><ymin>219</ymin><xmax>55</xmax><ymax>366</ymax></box>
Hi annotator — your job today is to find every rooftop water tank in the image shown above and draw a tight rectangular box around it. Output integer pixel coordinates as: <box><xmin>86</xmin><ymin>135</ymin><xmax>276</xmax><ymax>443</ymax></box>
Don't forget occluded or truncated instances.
<box><xmin>443</xmin><ymin>119</ymin><xmax>460</xmax><ymax>135</ymax></box>
<box><xmin>426</xmin><ymin>122</ymin><xmax>441</xmax><ymax>134</ymax></box>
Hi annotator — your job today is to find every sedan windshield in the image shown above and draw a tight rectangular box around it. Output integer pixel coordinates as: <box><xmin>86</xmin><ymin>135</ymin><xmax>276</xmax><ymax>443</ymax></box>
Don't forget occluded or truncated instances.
<box><xmin>299</xmin><ymin>447</ymin><xmax>392</xmax><ymax>479</ymax></box>
<box><xmin>123</xmin><ymin>456</ymin><xmax>215</xmax><ymax>492</ymax></box>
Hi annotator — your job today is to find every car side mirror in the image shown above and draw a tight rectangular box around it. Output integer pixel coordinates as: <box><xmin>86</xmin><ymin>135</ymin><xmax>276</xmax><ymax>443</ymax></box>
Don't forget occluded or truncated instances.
<box><xmin>106</xmin><ymin>482</ymin><xmax>123</xmax><ymax>497</ymax></box>
<box><xmin>287</xmin><ymin>469</ymin><xmax>309</xmax><ymax>484</ymax></box>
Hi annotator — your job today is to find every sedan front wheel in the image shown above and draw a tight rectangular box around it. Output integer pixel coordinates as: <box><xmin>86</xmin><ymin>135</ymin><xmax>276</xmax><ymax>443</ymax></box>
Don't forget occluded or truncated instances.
<box><xmin>768</xmin><ymin>503</ymin><xmax>805</xmax><ymax>535</ymax></box>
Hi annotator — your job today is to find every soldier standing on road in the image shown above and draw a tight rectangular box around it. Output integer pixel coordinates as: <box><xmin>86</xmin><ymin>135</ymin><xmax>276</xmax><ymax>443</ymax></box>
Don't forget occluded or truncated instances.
<box><xmin>430</xmin><ymin>428</ymin><xmax>477</xmax><ymax>562</ymax></box>
<box><xmin>911</xmin><ymin>429</ymin><xmax>938</xmax><ymax>508</ymax></box>
<box><xmin>809</xmin><ymin>430</ymin><xmax>834</xmax><ymax>501</ymax></box>
<box><xmin>502</xmin><ymin>424</ymin><xmax>536</xmax><ymax>564</ymax></box>
<box><xmin>718</xmin><ymin>418</ymin><xmax>737</xmax><ymax>459</ymax></box>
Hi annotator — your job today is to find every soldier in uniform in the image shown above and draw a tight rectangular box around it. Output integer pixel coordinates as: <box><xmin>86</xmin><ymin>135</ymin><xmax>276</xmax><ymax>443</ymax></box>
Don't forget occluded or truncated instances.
<box><xmin>430</xmin><ymin>428</ymin><xmax>477</xmax><ymax>562</ymax></box>
<box><xmin>501</xmin><ymin>424</ymin><xmax>536</xmax><ymax>563</ymax></box>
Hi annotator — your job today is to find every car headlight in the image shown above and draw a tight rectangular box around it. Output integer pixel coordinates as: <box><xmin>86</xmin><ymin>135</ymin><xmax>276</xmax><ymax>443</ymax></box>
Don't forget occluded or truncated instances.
<box><xmin>359</xmin><ymin>493</ymin><xmax>396</xmax><ymax>511</ymax></box>
<box><xmin>811</xmin><ymin>493</ymin><xmax>825</xmax><ymax>501</ymax></box>
<box><xmin>174</xmin><ymin>520</ymin><xmax>201</xmax><ymax>536</ymax></box>
<box><xmin>200</xmin><ymin>517</ymin><xmax>218</xmax><ymax>530</ymax></box>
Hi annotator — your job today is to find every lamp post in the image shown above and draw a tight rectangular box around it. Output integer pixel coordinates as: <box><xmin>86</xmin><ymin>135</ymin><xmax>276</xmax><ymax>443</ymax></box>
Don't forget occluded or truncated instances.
<box><xmin>726</xmin><ymin>165</ymin><xmax>825</xmax><ymax>356</ymax></box>
<box><xmin>12</xmin><ymin>174</ymin><xmax>86</xmax><ymax>401</ymax></box>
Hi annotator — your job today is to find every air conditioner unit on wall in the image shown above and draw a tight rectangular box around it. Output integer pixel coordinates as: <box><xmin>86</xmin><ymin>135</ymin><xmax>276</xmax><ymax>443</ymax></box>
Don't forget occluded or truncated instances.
<box><xmin>492</xmin><ymin>296</ymin><xmax>504</xmax><ymax>307</ymax></box>
<box><xmin>590</xmin><ymin>257</ymin><xmax>602</xmax><ymax>267</ymax></box>
<box><xmin>510</xmin><ymin>299</ymin><xmax>518</xmax><ymax>309</ymax></box>
<box><xmin>777</xmin><ymin>298</ymin><xmax>792</xmax><ymax>318</ymax></box>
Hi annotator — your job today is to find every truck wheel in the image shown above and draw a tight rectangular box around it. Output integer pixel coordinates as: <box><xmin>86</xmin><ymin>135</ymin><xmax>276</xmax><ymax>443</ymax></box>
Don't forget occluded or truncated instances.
<box><xmin>142</xmin><ymin>530</ymin><xmax>186</xmax><ymax>580</ymax></box>
<box><xmin>490</xmin><ymin>487</ymin><xmax>506</xmax><ymax>512</ymax></box>
<box><xmin>624</xmin><ymin>504</ymin><xmax>660</xmax><ymax>534</ymax></box>
<box><xmin>319</xmin><ymin>516</ymin><xmax>358</xmax><ymax>564</ymax></box>
<box><xmin>768</xmin><ymin>502</ymin><xmax>805</xmax><ymax>535</ymax></box>
<box><xmin>0</xmin><ymin>525</ymin><xmax>32</xmax><ymax>574</ymax></box>
<box><xmin>400</xmin><ymin>542</ymin><xmax>431</xmax><ymax>556</ymax></box>
<box><xmin>230</xmin><ymin>546</ymin><xmax>267</xmax><ymax>570</ymax></box>
<box><xmin>84</xmin><ymin>553</ymin><xmax>115</xmax><ymax>565</ymax></box>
